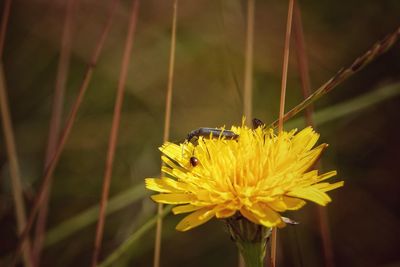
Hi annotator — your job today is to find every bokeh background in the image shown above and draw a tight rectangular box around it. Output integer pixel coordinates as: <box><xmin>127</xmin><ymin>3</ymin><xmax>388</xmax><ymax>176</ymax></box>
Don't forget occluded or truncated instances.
<box><xmin>1</xmin><ymin>0</ymin><xmax>400</xmax><ymax>266</ymax></box>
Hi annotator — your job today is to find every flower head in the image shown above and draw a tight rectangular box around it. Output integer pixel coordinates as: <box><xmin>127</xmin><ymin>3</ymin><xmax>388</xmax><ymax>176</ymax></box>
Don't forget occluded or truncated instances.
<box><xmin>145</xmin><ymin>121</ymin><xmax>343</xmax><ymax>231</ymax></box>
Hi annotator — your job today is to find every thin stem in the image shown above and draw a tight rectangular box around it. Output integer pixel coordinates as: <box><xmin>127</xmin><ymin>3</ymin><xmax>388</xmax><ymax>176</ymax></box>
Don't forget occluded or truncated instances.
<box><xmin>0</xmin><ymin>0</ymin><xmax>12</xmax><ymax>58</ymax></box>
<box><xmin>33</xmin><ymin>0</ymin><xmax>77</xmax><ymax>263</ymax></box>
<box><xmin>317</xmin><ymin>207</ymin><xmax>335</xmax><ymax>267</ymax></box>
<box><xmin>271</xmin><ymin>25</ymin><xmax>400</xmax><ymax>127</ymax></box>
<box><xmin>243</xmin><ymin>0</ymin><xmax>255</xmax><ymax>124</ymax></box>
<box><xmin>0</xmin><ymin>64</ymin><xmax>33</xmax><ymax>267</ymax></box>
<box><xmin>239</xmin><ymin>252</ymin><xmax>246</xmax><ymax>267</ymax></box>
<box><xmin>270</xmin><ymin>229</ymin><xmax>277</xmax><ymax>267</ymax></box>
<box><xmin>91</xmin><ymin>1</ymin><xmax>140</xmax><ymax>266</ymax></box>
<box><xmin>0</xmin><ymin>0</ymin><xmax>33</xmax><ymax>266</ymax></box>
<box><xmin>273</xmin><ymin>0</ymin><xmax>295</xmax><ymax>266</ymax></box>
<box><xmin>292</xmin><ymin>3</ymin><xmax>335</xmax><ymax>267</ymax></box>
<box><xmin>286</xmin><ymin>82</ymin><xmax>400</xmax><ymax>128</ymax></box>
<box><xmin>292</xmin><ymin>2</ymin><xmax>313</xmax><ymax>125</ymax></box>
<box><xmin>241</xmin><ymin>1</ymin><xmax>255</xmax><ymax>265</ymax></box>
<box><xmin>11</xmin><ymin>1</ymin><xmax>118</xmax><ymax>264</ymax></box>
<box><xmin>277</xmin><ymin>0</ymin><xmax>294</xmax><ymax>133</ymax></box>
<box><xmin>153</xmin><ymin>1</ymin><xmax>178</xmax><ymax>266</ymax></box>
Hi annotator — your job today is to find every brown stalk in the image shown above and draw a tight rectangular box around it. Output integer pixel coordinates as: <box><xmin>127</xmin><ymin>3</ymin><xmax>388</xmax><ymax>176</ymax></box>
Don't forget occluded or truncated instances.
<box><xmin>271</xmin><ymin>25</ymin><xmax>400</xmax><ymax>127</ymax></box>
<box><xmin>0</xmin><ymin>64</ymin><xmax>33</xmax><ymax>267</ymax></box>
<box><xmin>293</xmin><ymin>3</ymin><xmax>335</xmax><ymax>267</ymax></box>
<box><xmin>240</xmin><ymin>1</ymin><xmax>255</xmax><ymax>266</ymax></box>
<box><xmin>153</xmin><ymin>1</ymin><xmax>178</xmax><ymax>267</ymax></box>
<box><xmin>0</xmin><ymin>0</ymin><xmax>11</xmax><ymax>58</ymax></box>
<box><xmin>33</xmin><ymin>0</ymin><xmax>77</xmax><ymax>264</ymax></box>
<box><xmin>11</xmin><ymin>1</ymin><xmax>119</xmax><ymax>264</ymax></box>
<box><xmin>0</xmin><ymin>0</ymin><xmax>33</xmax><ymax>266</ymax></box>
<box><xmin>243</xmin><ymin>0</ymin><xmax>255</xmax><ymax>124</ymax></box>
<box><xmin>292</xmin><ymin>2</ymin><xmax>312</xmax><ymax>125</ymax></box>
<box><xmin>273</xmin><ymin>0</ymin><xmax>295</xmax><ymax>266</ymax></box>
<box><xmin>277</xmin><ymin>0</ymin><xmax>295</xmax><ymax>133</ymax></box>
<box><xmin>90</xmin><ymin>1</ymin><xmax>140</xmax><ymax>266</ymax></box>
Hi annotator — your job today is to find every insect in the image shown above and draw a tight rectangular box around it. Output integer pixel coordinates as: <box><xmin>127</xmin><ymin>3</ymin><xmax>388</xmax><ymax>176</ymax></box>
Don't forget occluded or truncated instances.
<box><xmin>185</xmin><ymin>127</ymin><xmax>237</xmax><ymax>168</ymax></box>
<box><xmin>186</xmin><ymin>118</ymin><xmax>265</xmax><ymax>142</ymax></box>
<box><xmin>187</xmin><ymin>127</ymin><xmax>239</xmax><ymax>142</ymax></box>
<box><xmin>186</xmin><ymin>118</ymin><xmax>266</xmax><ymax>167</ymax></box>
<box><xmin>252</xmin><ymin>118</ymin><xmax>265</xmax><ymax>129</ymax></box>
<box><xmin>189</xmin><ymin>156</ymin><xmax>199</xmax><ymax>167</ymax></box>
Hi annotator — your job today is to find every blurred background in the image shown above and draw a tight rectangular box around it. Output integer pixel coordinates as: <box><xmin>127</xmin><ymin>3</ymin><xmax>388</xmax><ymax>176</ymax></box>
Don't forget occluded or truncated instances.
<box><xmin>1</xmin><ymin>0</ymin><xmax>400</xmax><ymax>266</ymax></box>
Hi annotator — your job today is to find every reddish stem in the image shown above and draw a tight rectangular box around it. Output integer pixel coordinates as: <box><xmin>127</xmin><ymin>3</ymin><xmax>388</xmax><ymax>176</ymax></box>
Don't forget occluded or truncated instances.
<box><xmin>11</xmin><ymin>1</ymin><xmax>119</xmax><ymax>265</ymax></box>
<box><xmin>91</xmin><ymin>1</ymin><xmax>140</xmax><ymax>266</ymax></box>
<box><xmin>293</xmin><ymin>3</ymin><xmax>336</xmax><ymax>267</ymax></box>
<box><xmin>273</xmin><ymin>0</ymin><xmax>295</xmax><ymax>266</ymax></box>
<box><xmin>33</xmin><ymin>0</ymin><xmax>77</xmax><ymax>264</ymax></box>
<box><xmin>153</xmin><ymin>1</ymin><xmax>178</xmax><ymax>267</ymax></box>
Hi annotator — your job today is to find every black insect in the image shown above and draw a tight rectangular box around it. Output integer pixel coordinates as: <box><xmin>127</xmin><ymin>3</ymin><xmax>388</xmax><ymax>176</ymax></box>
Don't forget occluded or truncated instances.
<box><xmin>189</xmin><ymin>156</ymin><xmax>199</xmax><ymax>167</ymax></box>
<box><xmin>187</xmin><ymin>127</ymin><xmax>239</xmax><ymax>142</ymax></box>
<box><xmin>186</xmin><ymin>118</ymin><xmax>266</xmax><ymax>166</ymax></box>
<box><xmin>252</xmin><ymin>118</ymin><xmax>265</xmax><ymax>129</ymax></box>
<box><xmin>186</xmin><ymin>118</ymin><xmax>266</xmax><ymax>143</ymax></box>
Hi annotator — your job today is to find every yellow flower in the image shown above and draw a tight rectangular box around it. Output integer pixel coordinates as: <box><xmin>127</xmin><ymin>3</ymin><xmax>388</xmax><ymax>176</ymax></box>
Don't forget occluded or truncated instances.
<box><xmin>145</xmin><ymin>122</ymin><xmax>343</xmax><ymax>231</ymax></box>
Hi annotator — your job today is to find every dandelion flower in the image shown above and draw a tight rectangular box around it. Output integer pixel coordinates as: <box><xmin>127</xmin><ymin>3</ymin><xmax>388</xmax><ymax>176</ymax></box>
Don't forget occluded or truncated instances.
<box><xmin>145</xmin><ymin>121</ymin><xmax>343</xmax><ymax>232</ymax></box>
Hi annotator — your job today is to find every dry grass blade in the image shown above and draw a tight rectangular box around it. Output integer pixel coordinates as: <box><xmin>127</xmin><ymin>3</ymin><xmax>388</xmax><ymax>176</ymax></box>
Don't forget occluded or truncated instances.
<box><xmin>99</xmin><ymin>206</ymin><xmax>172</xmax><ymax>267</ymax></box>
<box><xmin>240</xmin><ymin>1</ymin><xmax>255</xmax><ymax>266</ymax></box>
<box><xmin>271</xmin><ymin>25</ymin><xmax>400</xmax><ymax>127</ymax></box>
<box><xmin>45</xmin><ymin>184</ymin><xmax>148</xmax><ymax>248</ymax></box>
<box><xmin>277</xmin><ymin>0</ymin><xmax>295</xmax><ymax>132</ymax></box>
<box><xmin>91</xmin><ymin>1</ymin><xmax>140</xmax><ymax>266</ymax></box>
<box><xmin>243</xmin><ymin>0</ymin><xmax>254</xmax><ymax>124</ymax></box>
<box><xmin>293</xmin><ymin>2</ymin><xmax>334</xmax><ymax>267</ymax></box>
<box><xmin>0</xmin><ymin>0</ymin><xmax>33</xmax><ymax>266</ymax></box>
<box><xmin>33</xmin><ymin>0</ymin><xmax>77</xmax><ymax>264</ymax></box>
<box><xmin>0</xmin><ymin>0</ymin><xmax>12</xmax><ymax>58</ymax></box>
<box><xmin>0</xmin><ymin>64</ymin><xmax>33</xmax><ymax>267</ymax></box>
<box><xmin>286</xmin><ymin>82</ymin><xmax>400</xmax><ymax>128</ymax></box>
<box><xmin>153</xmin><ymin>1</ymin><xmax>178</xmax><ymax>267</ymax></box>
<box><xmin>293</xmin><ymin>1</ymin><xmax>312</xmax><ymax>125</ymax></box>
<box><xmin>11</xmin><ymin>1</ymin><xmax>119</xmax><ymax>264</ymax></box>
<box><xmin>272</xmin><ymin>1</ymin><xmax>295</xmax><ymax>266</ymax></box>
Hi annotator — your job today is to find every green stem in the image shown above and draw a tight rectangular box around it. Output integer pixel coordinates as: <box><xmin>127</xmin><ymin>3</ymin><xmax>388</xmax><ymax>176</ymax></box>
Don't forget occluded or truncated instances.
<box><xmin>238</xmin><ymin>240</ymin><xmax>266</xmax><ymax>267</ymax></box>
<box><xmin>226</xmin><ymin>216</ymin><xmax>270</xmax><ymax>267</ymax></box>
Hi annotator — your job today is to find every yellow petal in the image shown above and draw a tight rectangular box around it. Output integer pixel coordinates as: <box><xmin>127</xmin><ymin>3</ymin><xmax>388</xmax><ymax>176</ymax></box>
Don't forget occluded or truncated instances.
<box><xmin>267</xmin><ymin>196</ymin><xmax>306</xmax><ymax>211</ymax></box>
<box><xmin>215</xmin><ymin>208</ymin><xmax>236</xmax><ymax>218</ymax></box>
<box><xmin>316</xmin><ymin>170</ymin><xmax>337</xmax><ymax>182</ymax></box>
<box><xmin>160</xmin><ymin>142</ymin><xmax>195</xmax><ymax>167</ymax></box>
<box><xmin>161</xmin><ymin>177</ymin><xmax>190</xmax><ymax>191</ymax></box>
<box><xmin>267</xmin><ymin>198</ymin><xmax>287</xmax><ymax>212</ymax></box>
<box><xmin>287</xmin><ymin>187</ymin><xmax>331</xmax><ymax>206</ymax></box>
<box><xmin>314</xmin><ymin>181</ymin><xmax>344</xmax><ymax>192</ymax></box>
<box><xmin>161</xmin><ymin>155</ymin><xmax>187</xmax><ymax>172</ymax></box>
<box><xmin>145</xmin><ymin>178</ymin><xmax>183</xmax><ymax>193</ymax></box>
<box><xmin>172</xmin><ymin>204</ymin><xmax>202</xmax><ymax>214</ymax></box>
<box><xmin>176</xmin><ymin>208</ymin><xmax>216</xmax><ymax>231</ymax></box>
<box><xmin>281</xmin><ymin>196</ymin><xmax>306</xmax><ymax>210</ymax></box>
<box><xmin>247</xmin><ymin>203</ymin><xmax>282</xmax><ymax>227</ymax></box>
<box><xmin>292</xmin><ymin>127</ymin><xmax>319</xmax><ymax>153</ymax></box>
<box><xmin>151</xmin><ymin>193</ymin><xmax>192</xmax><ymax>204</ymax></box>
<box><xmin>295</xmin><ymin>144</ymin><xmax>327</xmax><ymax>173</ymax></box>
<box><xmin>240</xmin><ymin>207</ymin><xmax>261</xmax><ymax>225</ymax></box>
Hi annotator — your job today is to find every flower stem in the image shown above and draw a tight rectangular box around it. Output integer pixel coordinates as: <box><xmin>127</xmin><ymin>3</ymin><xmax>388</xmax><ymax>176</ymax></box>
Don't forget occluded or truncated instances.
<box><xmin>226</xmin><ymin>216</ymin><xmax>271</xmax><ymax>267</ymax></box>
<box><xmin>238</xmin><ymin>239</ymin><xmax>266</xmax><ymax>267</ymax></box>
